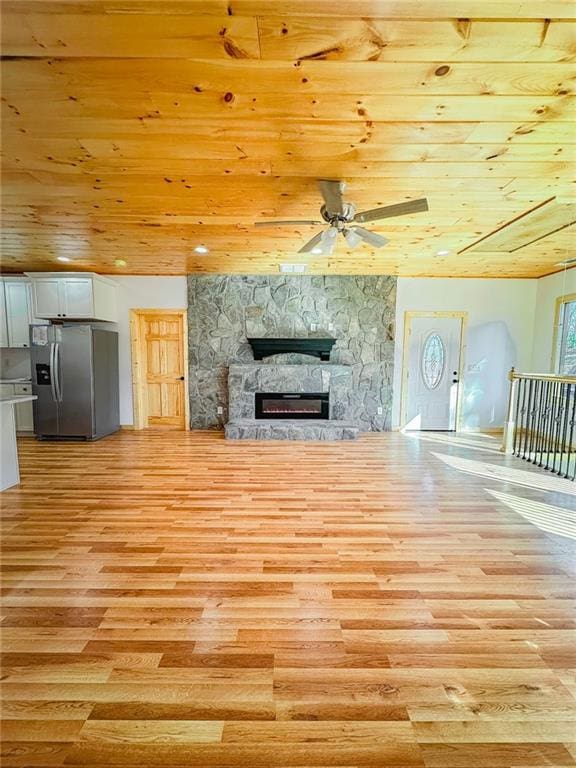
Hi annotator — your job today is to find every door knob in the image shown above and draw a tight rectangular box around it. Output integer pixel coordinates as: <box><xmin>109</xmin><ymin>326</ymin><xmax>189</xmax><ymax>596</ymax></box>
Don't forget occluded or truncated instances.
<box><xmin>179</xmin><ymin>376</ymin><xmax>185</xmax><ymax>380</ymax></box>
<box><xmin>452</xmin><ymin>378</ymin><xmax>459</xmax><ymax>384</ymax></box>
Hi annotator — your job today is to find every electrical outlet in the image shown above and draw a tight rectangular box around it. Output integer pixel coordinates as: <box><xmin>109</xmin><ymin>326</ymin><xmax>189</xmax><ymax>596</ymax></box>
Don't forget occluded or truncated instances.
<box><xmin>377</xmin><ymin>406</ymin><xmax>383</xmax><ymax>415</ymax></box>
<box><xmin>328</xmin><ymin>322</ymin><xmax>334</xmax><ymax>331</ymax></box>
<box><xmin>217</xmin><ymin>406</ymin><xmax>223</xmax><ymax>415</ymax></box>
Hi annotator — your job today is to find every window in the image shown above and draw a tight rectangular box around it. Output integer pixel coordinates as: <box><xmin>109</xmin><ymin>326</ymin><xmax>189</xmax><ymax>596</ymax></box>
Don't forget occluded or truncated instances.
<box><xmin>421</xmin><ymin>332</ymin><xmax>445</xmax><ymax>389</ymax></box>
<box><xmin>556</xmin><ymin>297</ymin><xmax>576</xmax><ymax>375</ymax></box>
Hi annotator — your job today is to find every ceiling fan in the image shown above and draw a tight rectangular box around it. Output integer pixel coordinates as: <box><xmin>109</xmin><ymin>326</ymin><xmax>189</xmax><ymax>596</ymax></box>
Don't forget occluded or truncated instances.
<box><xmin>255</xmin><ymin>180</ymin><xmax>429</xmax><ymax>255</ymax></box>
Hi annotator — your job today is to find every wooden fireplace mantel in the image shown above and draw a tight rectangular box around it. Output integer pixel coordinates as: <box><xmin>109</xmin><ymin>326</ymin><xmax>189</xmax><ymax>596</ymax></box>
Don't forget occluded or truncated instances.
<box><xmin>247</xmin><ymin>337</ymin><xmax>336</xmax><ymax>361</ymax></box>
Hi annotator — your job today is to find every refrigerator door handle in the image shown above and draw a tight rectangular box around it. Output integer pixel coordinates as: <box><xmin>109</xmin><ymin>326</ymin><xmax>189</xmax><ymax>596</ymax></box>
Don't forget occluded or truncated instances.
<box><xmin>54</xmin><ymin>342</ymin><xmax>63</xmax><ymax>402</ymax></box>
<box><xmin>49</xmin><ymin>342</ymin><xmax>58</xmax><ymax>402</ymax></box>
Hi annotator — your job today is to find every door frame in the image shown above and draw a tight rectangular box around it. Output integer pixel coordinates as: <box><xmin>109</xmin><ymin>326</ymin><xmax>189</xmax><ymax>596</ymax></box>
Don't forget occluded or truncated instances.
<box><xmin>130</xmin><ymin>308</ymin><xmax>190</xmax><ymax>430</ymax></box>
<box><xmin>400</xmin><ymin>310</ymin><xmax>468</xmax><ymax>431</ymax></box>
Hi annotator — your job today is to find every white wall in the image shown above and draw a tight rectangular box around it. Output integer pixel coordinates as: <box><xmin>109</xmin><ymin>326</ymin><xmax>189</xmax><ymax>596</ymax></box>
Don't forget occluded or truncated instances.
<box><xmin>393</xmin><ymin>278</ymin><xmax>538</xmax><ymax>430</ymax></box>
<box><xmin>104</xmin><ymin>276</ymin><xmax>187</xmax><ymax>425</ymax></box>
<box><xmin>106</xmin><ymin>272</ymin><xmax>567</xmax><ymax>430</ymax></box>
<box><xmin>531</xmin><ymin>268</ymin><xmax>576</xmax><ymax>373</ymax></box>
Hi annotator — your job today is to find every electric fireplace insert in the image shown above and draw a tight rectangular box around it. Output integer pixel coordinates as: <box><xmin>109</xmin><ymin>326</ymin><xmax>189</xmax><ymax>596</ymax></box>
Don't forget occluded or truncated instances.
<box><xmin>255</xmin><ymin>392</ymin><xmax>329</xmax><ymax>420</ymax></box>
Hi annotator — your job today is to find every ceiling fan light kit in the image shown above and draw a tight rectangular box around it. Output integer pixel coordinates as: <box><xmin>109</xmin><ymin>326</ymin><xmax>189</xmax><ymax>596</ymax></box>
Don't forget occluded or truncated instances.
<box><xmin>344</xmin><ymin>228</ymin><xmax>363</xmax><ymax>249</ymax></box>
<box><xmin>255</xmin><ymin>180</ymin><xmax>428</xmax><ymax>256</ymax></box>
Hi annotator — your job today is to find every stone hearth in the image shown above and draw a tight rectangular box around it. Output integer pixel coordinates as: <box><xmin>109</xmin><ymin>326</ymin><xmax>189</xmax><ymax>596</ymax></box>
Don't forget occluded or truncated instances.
<box><xmin>225</xmin><ymin>419</ymin><xmax>359</xmax><ymax>441</ymax></box>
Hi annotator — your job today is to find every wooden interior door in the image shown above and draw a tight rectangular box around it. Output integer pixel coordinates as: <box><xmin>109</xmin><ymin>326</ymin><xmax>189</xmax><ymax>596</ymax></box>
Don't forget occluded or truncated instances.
<box><xmin>132</xmin><ymin>311</ymin><xmax>188</xmax><ymax>430</ymax></box>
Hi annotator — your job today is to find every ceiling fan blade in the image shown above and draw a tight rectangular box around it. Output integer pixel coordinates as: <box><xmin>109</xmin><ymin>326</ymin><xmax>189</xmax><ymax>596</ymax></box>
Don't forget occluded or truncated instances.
<box><xmin>354</xmin><ymin>198</ymin><xmax>429</xmax><ymax>224</ymax></box>
<box><xmin>254</xmin><ymin>220</ymin><xmax>323</xmax><ymax>227</ymax></box>
<box><xmin>318</xmin><ymin>179</ymin><xmax>345</xmax><ymax>217</ymax></box>
<box><xmin>298</xmin><ymin>230</ymin><xmax>324</xmax><ymax>253</ymax></box>
<box><xmin>352</xmin><ymin>226</ymin><xmax>389</xmax><ymax>248</ymax></box>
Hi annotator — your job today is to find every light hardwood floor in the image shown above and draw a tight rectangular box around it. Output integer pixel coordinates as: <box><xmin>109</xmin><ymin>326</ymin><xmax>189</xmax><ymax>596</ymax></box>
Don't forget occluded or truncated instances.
<box><xmin>1</xmin><ymin>430</ymin><xmax>575</xmax><ymax>767</ymax></box>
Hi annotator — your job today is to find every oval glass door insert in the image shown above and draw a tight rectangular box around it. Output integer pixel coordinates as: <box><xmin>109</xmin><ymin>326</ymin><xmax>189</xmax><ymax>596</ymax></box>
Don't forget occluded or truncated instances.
<box><xmin>421</xmin><ymin>332</ymin><xmax>445</xmax><ymax>390</ymax></box>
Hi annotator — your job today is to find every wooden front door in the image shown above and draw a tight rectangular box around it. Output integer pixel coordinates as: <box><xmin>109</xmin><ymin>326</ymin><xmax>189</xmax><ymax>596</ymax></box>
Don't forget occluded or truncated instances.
<box><xmin>131</xmin><ymin>310</ymin><xmax>188</xmax><ymax>430</ymax></box>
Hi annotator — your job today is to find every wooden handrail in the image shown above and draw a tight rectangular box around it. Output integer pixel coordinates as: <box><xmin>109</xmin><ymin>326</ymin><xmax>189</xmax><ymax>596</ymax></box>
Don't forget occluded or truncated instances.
<box><xmin>508</xmin><ymin>367</ymin><xmax>576</xmax><ymax>385</ymax></box>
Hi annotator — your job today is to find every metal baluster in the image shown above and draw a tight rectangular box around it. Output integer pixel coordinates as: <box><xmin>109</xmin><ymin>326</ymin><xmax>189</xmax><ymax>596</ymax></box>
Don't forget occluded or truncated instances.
<box><xmin>513</xmin><ymin>378</ymin><xmax>524</xmax><ymax>456</ymax></box>
<box><xmin>527</xmin><ymin>378</ymin><xmax>537</xmax><ymax>461</ymax></box>
<box><xmin>534</xmin><ymin>379</ymin><xmax>547</xmax><ymax>466</ymax></box>
<box><xmin>518</xmin><ymin>377</ymin><xmax>526</xmax><ymax>459</ymax></box>
<box><xmin>552</xmin><ymin>381</ymin><xmax>565</xmax><ymax>474</ymax></box>
<box><xmin>558</xmin><ymin>383</ymin><xmax>571</xmax><ymax>476</ymax></box>
<box><xmin>520</xmin><ymin>377</ymin><xmax>529</xmax><ymax>458</ymax></box>
<box><xmin>540</xmin><ymin>381</ymin><xmax>554</xmax><ymax>469</ymax></box>
<box><xmin>527</xmin><ymin>378</ymin><xmax>539</xmax><ymax>463</ymax></box>
<box><xmin>521</xmin><ymin>379</ymin><xmax>531</xmax><ymax>460</ymax></box>
<box><xmin>544</xmin><ymin>381</ymin><xmax>556</xmax><ymax>469</ymax></box>
<box><xmin>565</xmin><ymin>388</ymin><xmax>576</xmax><ymax>480</ymax></box>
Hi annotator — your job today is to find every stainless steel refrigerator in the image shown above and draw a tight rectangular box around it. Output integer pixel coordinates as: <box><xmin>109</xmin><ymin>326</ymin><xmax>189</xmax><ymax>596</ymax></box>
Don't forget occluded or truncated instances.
<box><xmin>30</xmin><ymin>324</ymin><xmax>119</xmax><ymax>440</ymax></box>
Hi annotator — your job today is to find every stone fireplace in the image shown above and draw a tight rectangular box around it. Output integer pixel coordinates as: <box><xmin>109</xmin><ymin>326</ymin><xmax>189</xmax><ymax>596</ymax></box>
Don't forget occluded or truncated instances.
<box><xmin>187</xmin><ymin>275</ymin><xmax>397</xmax><ymax>432</ymax></box>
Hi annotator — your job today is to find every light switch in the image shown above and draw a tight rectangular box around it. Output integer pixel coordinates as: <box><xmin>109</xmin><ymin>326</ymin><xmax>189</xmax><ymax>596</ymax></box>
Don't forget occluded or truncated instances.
<box><xmin>217</xmin><ymin>406</ymin><xmax>223</xmax><ymax>415</ymax></box>
<box><xmin>310</xmin><ymin>323</ymin><xmax>318</xmax><ymax>331</ymax></box>
<box><xmin>377</xmin><ymin>406</ymin><xmax>383</xmax><ymax>415</ymax></box>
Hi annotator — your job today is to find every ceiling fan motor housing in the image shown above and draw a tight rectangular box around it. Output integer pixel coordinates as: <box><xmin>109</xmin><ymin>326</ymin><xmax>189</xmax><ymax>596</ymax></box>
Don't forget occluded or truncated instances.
<box><xmin>321</xmin><ymin>202</ymin><xmax>356</xmax><ymax>226</ymax></box>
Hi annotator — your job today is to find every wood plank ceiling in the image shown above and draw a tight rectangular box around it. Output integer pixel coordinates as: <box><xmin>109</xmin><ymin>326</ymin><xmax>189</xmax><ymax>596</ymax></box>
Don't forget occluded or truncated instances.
<box><xmin>1</xmin><ymin>0</ymin><xmax>575</xmax><ymax>278</ymax></box>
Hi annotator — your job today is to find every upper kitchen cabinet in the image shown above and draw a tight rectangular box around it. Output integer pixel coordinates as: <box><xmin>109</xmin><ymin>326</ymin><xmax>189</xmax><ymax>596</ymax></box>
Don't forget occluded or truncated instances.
<box><xmin>0</xmin><ymin>281</ymin><xmax>8</xmax><ymax>347</ymax></box>
<box><xmin>25</xmin><ymin>273</ymin><xmax>117</xmax><ymax>322</ymax></box>
<box><xmin>0</xmin><ymin>277</ymin><xmax>38</xmax><ymax>348</ymax></box>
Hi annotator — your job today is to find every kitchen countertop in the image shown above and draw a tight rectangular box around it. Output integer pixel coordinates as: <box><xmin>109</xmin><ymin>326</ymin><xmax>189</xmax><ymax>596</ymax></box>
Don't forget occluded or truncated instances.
<box><xmin>1</xmin><ymin>394</ymin><xmax>37</xmax><ymax>492</ymax></box>
<box><xmin>0</xmin><ymin>394</ymin><xmax>37</xmax><ymax>405</ymax></box>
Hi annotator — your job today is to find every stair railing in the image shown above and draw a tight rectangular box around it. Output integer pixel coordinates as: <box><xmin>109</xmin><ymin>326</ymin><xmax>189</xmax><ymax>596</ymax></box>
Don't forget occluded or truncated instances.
<box><xmin>501</xmin><ymin>368</ymin><xmax>576</xmax><ymax>479</ymax></box>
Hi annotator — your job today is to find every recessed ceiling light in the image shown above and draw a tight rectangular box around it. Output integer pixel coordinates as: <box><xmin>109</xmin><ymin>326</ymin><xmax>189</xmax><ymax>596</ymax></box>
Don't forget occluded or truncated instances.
<box><xmin>194</xmin><ymin>245</ymin><xmax>209</xmax><ymax>254</ymax></box>
<box><xmin>57</xmin><ymin>256</ymin><xmax>71</xmax><ymax>262</ymax></box>
<box><xmin>436</xmin><ymin>249</ymin><xmax>450</xmax><ymax>256</ymax></box>
<box><xmin>311</xmin><ymin>247</ymin><xmax>323</xmax><ymax>255</ymax></box>
<box><xmin>114</xmin><ymin>259</ymin><xmax>127</xmax><ymax>267</ymax></box>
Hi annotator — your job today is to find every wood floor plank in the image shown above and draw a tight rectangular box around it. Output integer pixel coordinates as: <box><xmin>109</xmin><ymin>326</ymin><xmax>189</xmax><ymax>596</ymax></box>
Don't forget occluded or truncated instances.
<box><xmin>0</xmin><ymin>721</ymin><xmax>83</xmax><ymax>742</ymax></box>
<box><xmin>78</xmin><ymin>720</ymin><xmax>224</xmax><ymax>743</ymax></box>
<box><xmin>1</xmin><ymin>430</ymin><xmax>575</xmax><ymax>767</ymax></box>
<box><xmin>413</xmin><ymin>720</ymin><xmax>576</xmax><ymax>742</ymax></box>
<box><xmin>419</xmin><ymin>741</ymin><xmax>576</xmax><ymax>766</ymax></box>
<box><xmin>221</xmin><ymin>719</ymin><xmax>414</xmax><ymax>744</ymax></box>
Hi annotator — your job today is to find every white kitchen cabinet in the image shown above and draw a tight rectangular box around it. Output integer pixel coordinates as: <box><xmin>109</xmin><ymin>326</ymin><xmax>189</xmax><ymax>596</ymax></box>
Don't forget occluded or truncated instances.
<box><xmin>26</xmin><ymin>272</ymin><xmax>117</xmax><ymax>321</ymax></box>
<box><xmin>14</xmin><ymin>383</ymin><xmax>34</xmax><ymax>432</ymax></box>
<box><xmin>61</xmin><ymin>278</ymin><xmax>94</xmax><ymax>317</ymax></box>
<box><xmin>0</xmin><ymin>394</ymin><xmax>37</xmax><ymax>490</ymax></box>
<box><xmin>0</xmin><ymin>383</ymin><xmax>34</xmax><ymax>432</ymax></box>
<box><xmin>31</xmin><ymin>278</ymin><xmax>61</xmax><ymax>318</ymax></box>
<box><xmin>5</xmin><ymin>281</ymin><xmax>32</xmax><ymax>347</ymax></box>
<box><xmin>0</xmin><ymin>283</ymin><xmax>8</xmax><ymax>347</ymax></box>
<box><xmin>0</xmin><ymin>277</ymin><xmax>37</xmax><ymax>348</ymax></box>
